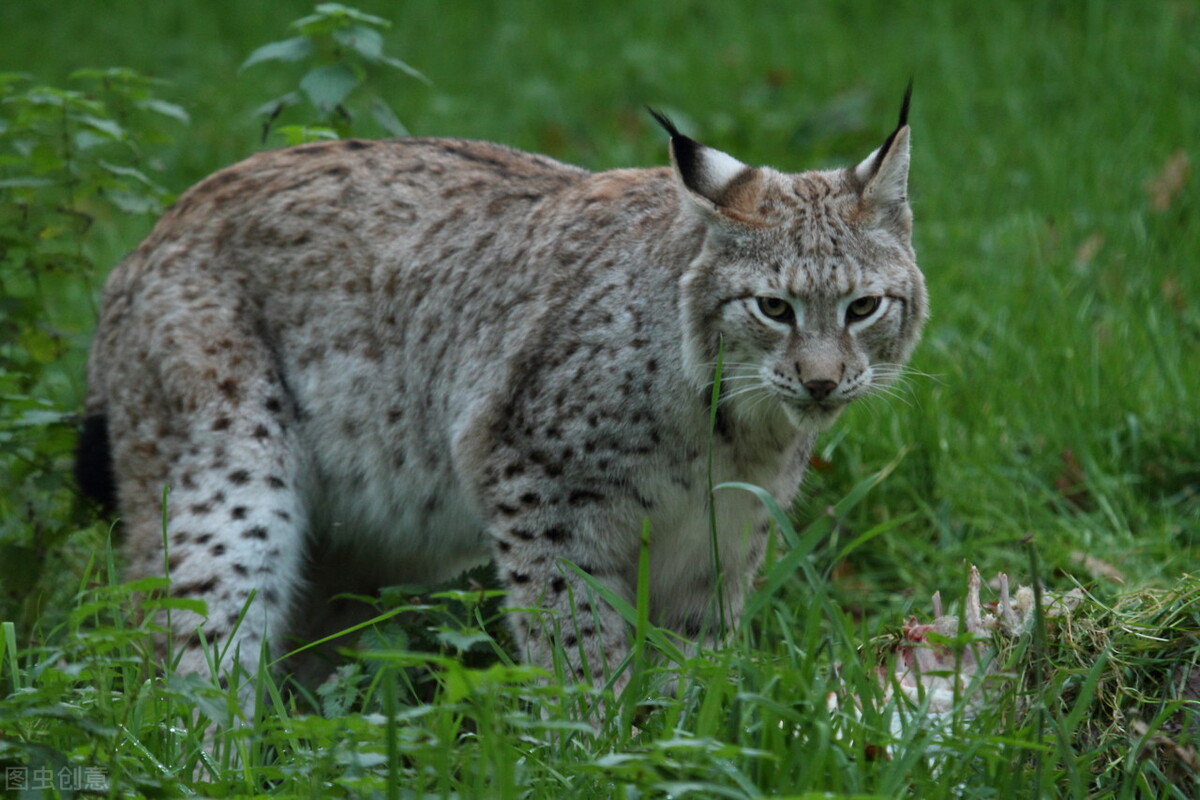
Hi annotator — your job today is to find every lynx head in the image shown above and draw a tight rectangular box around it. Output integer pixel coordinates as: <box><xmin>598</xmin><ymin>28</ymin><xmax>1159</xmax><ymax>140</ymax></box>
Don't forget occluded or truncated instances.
<box><xmin>654</xmin><ymin>85</ymin><xmax>927</xmax><ymax>432</ymax></box>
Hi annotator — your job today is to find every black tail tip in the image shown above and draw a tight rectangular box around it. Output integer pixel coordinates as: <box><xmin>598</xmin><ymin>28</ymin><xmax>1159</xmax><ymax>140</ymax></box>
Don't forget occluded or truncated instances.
<box><xmin>75</xmin><ymin>412</ymin><xmax>117</xmax><ymax>512</ymax></box>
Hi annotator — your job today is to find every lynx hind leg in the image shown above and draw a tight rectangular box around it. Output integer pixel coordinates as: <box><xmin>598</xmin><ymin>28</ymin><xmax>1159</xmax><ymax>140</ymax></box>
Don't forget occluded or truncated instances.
<box><xmin>111</xmin><ymin>336</ymin><xmax>308</xmax><ymax>706</ymax></box>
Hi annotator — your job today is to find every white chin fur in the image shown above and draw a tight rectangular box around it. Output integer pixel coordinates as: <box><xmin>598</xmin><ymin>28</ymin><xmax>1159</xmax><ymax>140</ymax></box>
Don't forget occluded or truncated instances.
<box><xmin>779</xmin><ymin>401</ymin><xmax>843</xmax><ymax>433</ymax></box>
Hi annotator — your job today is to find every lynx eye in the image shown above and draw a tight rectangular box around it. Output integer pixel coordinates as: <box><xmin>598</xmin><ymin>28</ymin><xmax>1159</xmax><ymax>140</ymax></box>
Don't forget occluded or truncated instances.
<box><xmin>845</xmin><ymin>296</ymin><xmax>882</xmax><ymax>323</ymax></box>
<box><xmin>756</xmin><ymin>296</ymin><xmax>794</xmax><ymax>323</ymax></box>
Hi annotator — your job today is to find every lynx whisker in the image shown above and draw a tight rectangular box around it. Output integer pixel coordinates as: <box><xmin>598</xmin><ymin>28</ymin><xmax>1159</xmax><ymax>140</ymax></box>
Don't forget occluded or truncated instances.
<box><xmin>718</xmin><ymin>384</ymin><xmax>771</xmax><ymax>406</ymax></box>
<box><xmin>872</xmin><ymin>363</ymin><xmax>942</xmax><ymax>384</ymax></box>
<box><xmin>700</xmin><ymin>360</ymin><xmax>762</xmax><ymax>370</ymax></box>
<box><xmin>862</xmin><ymin>380</ymin><xmax>917</xmax><ymax>409</ymax></box>
<box><xmin>748</xmin><ymin>391</ymin><xmax>781</xmax><ymax>416</ymax></box>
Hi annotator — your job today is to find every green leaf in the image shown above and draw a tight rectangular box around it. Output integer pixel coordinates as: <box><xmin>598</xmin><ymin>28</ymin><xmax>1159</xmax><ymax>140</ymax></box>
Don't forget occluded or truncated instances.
<box><xmin>70</xmin><ymin>66</ymin><xmax>169</xmax><ymax>88</ymax></box>
<box><xmin>251</xmin><ymin>91</ymin><xmax>302</xmax><ymax>120</ymax></box>
<box><xmin>290</xmin><ymin>14</ymin><xmax>337</xmax><ymax>37</ymax></box>
<box><xmin>240</xmin><ymin>36</ymin><xmax>314</xmax><ymax>71</ymax></box>
<box><xmin>75</xmin><ymin>114</ymin><xmax>125</xmax><ymax>141</ymax></box>
<box><xmin>380</xmin><ymin>55</ymin><xmax>432</xmax><ymax>86</ymax></box>
<box><xmin>434</xmin><ymin>627</ymin><xmax>492</xmax><ymax>652</ymax></box>
<box><xmin>108</xmin><ymin>191</ymin><xmax>160</xmax><ymax>215</ymax></box>
<box><xmin>19</xmin><ymin>327</ymin><xmax>65</xmax><ymax>363</ymax></box>
<box><xmin>14</xmin><ymin>408</ymin><xmax>66</xmax><ymax>428</ymax></box>
<box><xmin>272</xmin><ymin>125</ymin><xmax>340</xmax><ymax>146</ymax></box>
<box><xmin>336</xmin><ymin>750</ymin><xmax>389</xmax><ymax>768</ymax></box>
<box><xmin>334</xmin><ymin>24</ymin><xmax>383</xmax><ymax>62</ymax></box>
<box><xmin>73</xmin><ymin>130</ymin><xmax>113</xmax><ymax>152</ymax></box>
<box><xmin>99</xmin><ymin>159</ymin><xmax>167</xmax><ymax>191</ymax></box>
<box><xmin>293</xmin><ymin>4</ymin><xmax>391</xmax><ymax>36</ymax></box>
<box><xmin>0</xmin><ymin>177</ymin><xmax>54</xmax><ymax>189</ymax></box>
<box><xmin>136</xmin><ymin>97</ymin><xmax>190</xmax><ymax>124</ymax></box>
<box><xmin>441</xmin><ymin>662</ymin><xmax>546</xmax><ymax>703</ymax></box>
<box><xmin>16</xmin><ymin>704</ymin><xmax>118</xmax><ymax>737</ymax></box>
<box><xmin>122</xmin><ymin>576</ymin><xmax>170</xmax><ymax>594</ymax></box>
<box><xmin>369</xmin><ymin>97</ymin><xmax>407</xmax><ymax>136</ymax></box>
<box><xmin>321</xmin><ymin>2</ymin><xmax>391</xmax><ymax>27</ymax></box>
<box><xmin>149</xmin><ymin>596</ymin><xmax>208</xmax><ymax>617</ymax></box>
<box><xmin>299</xmin><ymin>63</ymin><xmax>360</xmax><ymax>115</ymax></box>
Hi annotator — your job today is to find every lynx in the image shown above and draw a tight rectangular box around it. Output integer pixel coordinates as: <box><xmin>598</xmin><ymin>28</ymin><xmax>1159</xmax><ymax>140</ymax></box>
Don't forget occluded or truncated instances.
<box><xmin>77</xmin><ymin>88</ymin><xmax>925</xmax><ymax>704</ymax></box>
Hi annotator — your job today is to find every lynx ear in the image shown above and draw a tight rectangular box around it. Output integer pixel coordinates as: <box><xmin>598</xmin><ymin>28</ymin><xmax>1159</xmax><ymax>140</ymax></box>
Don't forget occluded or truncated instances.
<box><xmin>648</xmin><ymin>108</ymin><xmax>761</xmax><ymax>223</ymax></box>
<box><xmin>853</xmin><ymin>81</ymin><xmax>913</xmax><ymax>218</ymax></box>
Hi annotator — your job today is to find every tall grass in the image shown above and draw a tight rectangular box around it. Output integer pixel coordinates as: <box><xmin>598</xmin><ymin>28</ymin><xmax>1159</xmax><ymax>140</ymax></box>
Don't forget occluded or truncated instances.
<box><xmin>1</xmin><ymin>0</ymin><xmax>1196</xmax><ymax>796</ymax></box>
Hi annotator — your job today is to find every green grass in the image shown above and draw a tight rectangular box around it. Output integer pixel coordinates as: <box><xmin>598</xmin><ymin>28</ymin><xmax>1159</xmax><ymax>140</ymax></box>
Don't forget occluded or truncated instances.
<box><xmin>2</xmin><ymin>0</ymin><xmax>1198</xmax><ymax>796</ymax></box>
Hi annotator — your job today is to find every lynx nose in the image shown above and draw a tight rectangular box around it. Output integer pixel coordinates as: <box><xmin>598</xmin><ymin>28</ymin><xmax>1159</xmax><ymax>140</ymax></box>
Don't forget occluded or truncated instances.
<box><xmin>803</xmin><ymin>379</ymin><xmax>837</xmax><ymax>401</ymax></box>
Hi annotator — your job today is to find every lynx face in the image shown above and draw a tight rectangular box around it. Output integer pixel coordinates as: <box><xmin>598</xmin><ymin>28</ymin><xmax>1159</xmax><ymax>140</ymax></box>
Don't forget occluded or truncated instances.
<box><xmin>661</xmin><ymin>93</ymin><xmax>926</xmax><ymax>432</ymax></box>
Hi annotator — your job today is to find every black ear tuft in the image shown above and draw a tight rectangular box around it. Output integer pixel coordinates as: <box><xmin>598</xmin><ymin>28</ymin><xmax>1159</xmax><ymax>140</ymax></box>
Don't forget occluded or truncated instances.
<box><xmin>897</xmin><ymin>78</ymin><xmax>913</xmax><ymax>129</ymax></box>
<box><xmin>647</xmin><ymin>107</ymin><xmax>702</xmax><ymax>186</ymax></box>
<box><xmin>647</xmin><ymin>107</ymin><xmax>680</xmax><ymax>138</ymax></box>
<box><xmin>870</xmin><ymin>79</ymin><xmax>914</xmax><ymax>176</ymax></box>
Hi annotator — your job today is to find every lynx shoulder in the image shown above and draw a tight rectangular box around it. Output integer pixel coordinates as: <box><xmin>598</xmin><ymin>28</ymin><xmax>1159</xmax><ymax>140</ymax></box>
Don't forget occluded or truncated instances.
<box><xmin>78</xmin><ymin>89</ymin><xmax>925</xmax><ymax>699</ymax></box>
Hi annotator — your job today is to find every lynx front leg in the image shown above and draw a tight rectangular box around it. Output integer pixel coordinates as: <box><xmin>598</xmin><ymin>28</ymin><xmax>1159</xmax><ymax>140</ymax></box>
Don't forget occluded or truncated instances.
<box><xmin>488</xmin><ymin>514</ymin><xmax>638</xmax><ymax>694</ymax></box>
<box><xmin>652</xmin><ymin>513</ymin><xmax>773</xmax><ymax>656</ymax></box>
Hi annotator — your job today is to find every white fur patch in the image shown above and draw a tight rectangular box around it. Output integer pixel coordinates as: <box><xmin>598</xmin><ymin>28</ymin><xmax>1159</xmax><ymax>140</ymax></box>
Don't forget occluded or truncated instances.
<box><xmin>856</xmin><ymin>127</ymin><xmax>910</xmax><ymax>205</ymax></box>
<box><xmin>854</xmin><ymin>146</ymin><xmax>883</xmax><ymax>183</ymax></box>
<box><xmin>701</xmin><ymin>147</ymin><xmax>748</xmax><ymax>190</ymax></box>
